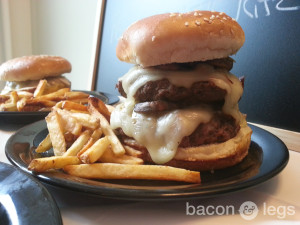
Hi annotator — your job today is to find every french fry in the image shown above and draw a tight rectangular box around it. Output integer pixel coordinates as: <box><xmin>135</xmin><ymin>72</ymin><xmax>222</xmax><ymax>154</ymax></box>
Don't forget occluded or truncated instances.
<box><xmin>64</xmin><ymin>91</ymin><xmax>89</xmax><ymax>100</ymax></box>
<box><xmin>61</xmin><ymin>100</ymin><xmax>88</xmax><ymax>112</ymax></box>
<box><xmin>16</xmin><ymin>91</ymin><xmax>33</xmax><ymax>98</ymax></box>
<box><xmin>99</xmin><ymin>147</ymin><xmax>143</xmax><ymax>165</ymax></box>
<box><xmin>88</xmin><ymin>99</ymin><xmax>125</xmax><ymax>156</ymax></box>
<box><xmin>55</xmin><ymin>108</ymin><xmax>82</xmax><ymax>135</ymax></box>
<box><xmin>35</xmin><ymin>134</ymin><xmax>52</xmax><ymax>153</ymax></box>
<box><xmin>33</xmin><ymin>79</ymin><xmax>47</xmax><ymax>97</ymax></box>
<box><xmin>79</xmin><ymin>136</ymin><xmax>110</xmax><ymax>164</ymax></box>
<box><xmin>124</xmin><ymin>145</ymin><xmax>142</xmax><ymax>157</ymax></box>
<box><xmin>0</xmin><ymin>102</ymin><xmax>18</xmax><ymax>111</ymax></box>
<box><xmin>64</xmin><ymin>130</ymin><xmax>91</xmax><ymax>156</ymax></box>
<box><xmin>69</xmin><ymin>98</ymin><xmax>89</xmax><ymax>104</ymax></box>
<box><xmin>23</xmin><ymin>98</ymin><xmax>57</xmax><ymax>107</ymax></box>
<box><xmin>68</xmin><ymin>112</ymin><xmax>99</xmax><ymax>129</ymax></box>
<box><xmin>45</xmin><ymin>111</ymin><xmax>66</xmax><ymax>156</ymax></box>
<box><xmin>91</xmin><ymin>128</ymin><xmax>103</xmax><ymax>140</ymax></box>
<box><xmin>75</xmin><ymin>128</ymin><xmax>103</xmax><ymax>157</ymax></box>
<box><xmin>88</xmin><ymin>96</ymin><xmax>111</xmax><ymax>119</ymax></box>
<box><xmin>10</xmin><ymin>91</ymin><xmax>19</xmax><ymax>104</ymax></box>
<box><xmin>63</xmin><ymin>163</ymin><xmax>201</xmax><ymax>183</ymax></box>
<box><xmin>0</xmin><ymin>95</ymin><xmax>10</xmax><ymax>104</ymax></box>
<box><xmin>76</xmin><ymin>138</ymin><xmax>95</xmax><ymax>157</ymax></box>
<box><xmin>55</xmin><ymin>108</ymin><xmax>99</xmax><ymax>130</ymax></box>
<box><xmin>35</xmin><ymin>88</ymin><xmax>70</xmax><ymax>101</ymax></box>
<box><xmin>18</xmin><ymin>99</ymin><xmax>56</xmax><ymax>112</ymax></box>
<box><xmin>16</xmin><ymin>98</ymin><xmax>27</xmax><ymax>111</ymax></box>
<box><xmin>29</xmin><ymin>156</ymin><xmax>80</xmax><ymax>172</ymax></box>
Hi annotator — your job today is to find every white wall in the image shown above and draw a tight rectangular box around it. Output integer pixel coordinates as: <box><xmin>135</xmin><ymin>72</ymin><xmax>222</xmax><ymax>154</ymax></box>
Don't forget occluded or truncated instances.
<box><xmin>30</xmin><ymin>0</ymin><xmax>99</xmax><ymax>90</ymax></box>
<box><xmin>0</xmin><ymin>0</ymin><xmax>33</xmax><ymax>90</ymax></box>
<box><xmin>0</xmin><ymin>0</ymin><xmax>99</xmax><ymax>91</ymax></box>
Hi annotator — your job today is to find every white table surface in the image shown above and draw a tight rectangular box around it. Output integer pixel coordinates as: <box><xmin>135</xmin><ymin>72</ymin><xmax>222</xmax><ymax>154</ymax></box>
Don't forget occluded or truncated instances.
<box><xmin>0</xmin><ymin>121</ymin><xmax>299</xmax><ymax>224</ymax></box>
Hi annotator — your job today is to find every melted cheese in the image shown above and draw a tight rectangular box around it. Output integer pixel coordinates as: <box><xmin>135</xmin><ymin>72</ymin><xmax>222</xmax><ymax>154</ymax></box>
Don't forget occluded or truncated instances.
<box><xmin>110</xmin><ymin>64</ymin><xmax>244</xmax><ymax>164</ymax></box>
<box><xmin>111</xmin><ymin>103</ymin><xmax>212</xmax><ymax>163</ymax></box>
<box><xmin>1</xmin><ymin>76</ymin><xmax>70</xmax><ymax>94</ymax></box>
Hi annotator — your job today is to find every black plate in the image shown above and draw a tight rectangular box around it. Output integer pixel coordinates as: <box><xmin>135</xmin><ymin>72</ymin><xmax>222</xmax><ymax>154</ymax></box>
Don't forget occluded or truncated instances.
<box><xmin>5</xmin><ymin>121</ymin><xmax>289</xmax><ymax>201</ymax></box>
<box><xmin>0</xmin><ymin>91</ymin><xmax>118</xmax><ymax>125</ymax></box>
<box><xmin>0</xmin><ymin>162</ymin><xmax>62</xmax><ymax>225</ymax></box>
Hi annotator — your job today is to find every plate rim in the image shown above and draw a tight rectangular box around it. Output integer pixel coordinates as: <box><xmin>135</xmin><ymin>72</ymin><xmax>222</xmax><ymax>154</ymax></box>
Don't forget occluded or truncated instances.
<box><xmin>5</xmin><ymin>120</ymin><xmax>289</xmax><ymax>201</ymax></box>
<box><xmin>0</xmin><ymin>161</ymin><xmax>63</xmax><ymax>224</ymax></box>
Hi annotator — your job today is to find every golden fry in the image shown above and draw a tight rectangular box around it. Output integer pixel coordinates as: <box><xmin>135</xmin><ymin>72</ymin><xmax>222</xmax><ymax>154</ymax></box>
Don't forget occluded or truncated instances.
<box><xmin>64</xmin><ymin>91</ymin><xmax>89</xmax><ymax>100</ymax></box>
<box><xmin>79</xmin><ymin>136</ymin><xmax>110</xmax><ymax>164</ymax></box>
<box><xmin>69</xmin><ymin>98</ymin><xmax>89</xmax><ymax>104</ymax></box>
<box><xmin>45</xmin><ymin>111</ymin><xmax>66</xmax><ymax>156</ymax></box>
<box><xmin>124</xmin><ymin>145</ymin><xmax>142</xmax><ymax>157</ymax></box>
<box><xmin>99</xmin><ymin>147</ymin><xmax>143</xmax><ymax>165</ymax></box>
<box><xmin>35</xmin><ymin>134</ymin><xmax>52</xmax><ymax>153</ymax></box>
<box><xmin>88</xmin><ymin>100</ymin><xmax>125</xmax><ymax>156</ymax></box>
<box><xmin>64</xmin><ymin>130</ymin><xmax>91</xmax><ymax>156</ymax></box>
<box><xmin>10</xmin><ymin>91</ymin><xmax>19</xmax><ymax>104</ymax></box>
<box><xmin>88</xmin><ymin>96</ymin><xmax>111</xmax><ymax>120</ymax></box>
<box><xmin>16</xmin><ymin>91</ymin><xmax>33</xmax><ymax>98</ymax></box>
<box><xmin>77</xmin><ymin>138</ymin><xmax>95</xmax><ymax>157</ymax></box>
<box><xmin>91</xmin><ymin>128</ymin><xmax>103</xmax><ymax>140</ymax></box>
<box><xmin>0</xmin><ymin>95</ymin><xmax>10</xmax><ymax>104</ymax></box>
<box><xmin>55</xmin><ymin>108</ymin><xmax>82</xmax><ymax>135</ymax></box>
<box><xmin>25</xmin><ymin>98</ymin><xmax>57</xmax><ymax>107</ymax></box>
<box><xmin>16</xmin><ymin>98</ymin><xmax>27</xmax><ymax>111</ymax></box>
<box><xmin>63</xmin><ymin>163</ymin><xmax>201</xmax><ymax>183</ymax></box>
<box><xmin>35</xmin><ymin>88</ymin><xmax>70</xmax><ymax>101</ymax></box>
<box><xmin>28</xmin><ymin>156</ymin><xmax>80</xmax><ymax>172</ymax></box>
<box><xmin>34</xmin><ymin>79</ymin><xmax>47</xmax><ymax>97</ymax></box>
<box><xmin>69</xmin><ymin>112</ymin><xmax>99</xmax><ymax>129</ymax></box>
<box><xmin>0</xmin><ymin>102</ymin><xmax>17</xmax><ymax>111</ymax></box>
<box><xmin>61</xmin><ymin>100</ymin><xmax>88</xmax><ymax>112</ymax></box>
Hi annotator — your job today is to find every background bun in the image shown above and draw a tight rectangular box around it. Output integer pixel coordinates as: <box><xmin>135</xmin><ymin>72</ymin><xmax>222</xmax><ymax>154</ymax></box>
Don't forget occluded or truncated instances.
<box><xmin>0</xmin><ymin>55</ymin><xmax>72</xmax><ymax>81</ymax></box>
<box><xmin>116</xmin><ymin>10</ymin><xmax>245</xmax><ymax>67</ymax></box>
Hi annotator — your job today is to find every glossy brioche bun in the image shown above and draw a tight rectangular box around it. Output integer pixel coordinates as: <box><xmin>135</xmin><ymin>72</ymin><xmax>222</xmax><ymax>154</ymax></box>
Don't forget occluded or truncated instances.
<box><xmin>0</xmin><ymin>55</ymin><xmax>72</xmax><ymax>81</ymax></box>
<box><xmin>116</xmin><ymin>10</ymin><xmax>245</xmax><ymax>67</ymax></box>
<box><xmin>140</xmin><ymin>124</ymin><xmax>252</xmax><ymax>171</ymax></box>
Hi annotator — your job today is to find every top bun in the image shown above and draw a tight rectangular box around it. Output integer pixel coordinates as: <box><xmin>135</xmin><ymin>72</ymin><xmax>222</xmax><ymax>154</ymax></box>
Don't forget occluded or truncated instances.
<box><xmin>0</xmin><ymin>55</ymin><xmax>72</xmax><ymax>81</ymax></box>
<box><xmin>116</xmin><ymin>11</ymin><xmax>245</xmax><ymax>67</ymax></box>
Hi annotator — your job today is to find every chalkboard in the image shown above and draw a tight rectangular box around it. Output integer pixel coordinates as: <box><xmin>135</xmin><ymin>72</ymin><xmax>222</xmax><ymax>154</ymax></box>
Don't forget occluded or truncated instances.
<box><xmin>95</xmin><ymin>0</ymin><xmax>300</xmax><ymax>132</ymax></box>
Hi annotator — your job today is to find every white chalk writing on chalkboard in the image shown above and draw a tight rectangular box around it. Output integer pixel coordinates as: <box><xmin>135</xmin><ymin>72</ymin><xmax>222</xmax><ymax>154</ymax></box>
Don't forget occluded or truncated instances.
<box><xmin>236</xmin><ymin>0</ymin><xmax>300</xmax><ymax>20</ymax></box>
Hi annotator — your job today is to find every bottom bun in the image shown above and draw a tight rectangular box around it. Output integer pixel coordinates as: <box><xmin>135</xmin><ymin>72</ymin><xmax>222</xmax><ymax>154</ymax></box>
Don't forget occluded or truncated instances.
<box><xmin>140</xmin><ymin>125</ymin><xmax>252</xmax><ymax>171</ymax></box>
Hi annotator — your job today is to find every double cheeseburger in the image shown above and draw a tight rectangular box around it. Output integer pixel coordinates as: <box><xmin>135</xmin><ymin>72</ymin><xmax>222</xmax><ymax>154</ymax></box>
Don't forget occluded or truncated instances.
<box><xmin>0</xmin><ymin>55</ymin><xmax>71</xmax><ymax>95</ymax></box>
<box><xmin>110</xmin><ymin>11</ymin><xmax>252</xmax><ymax>171</ymax></box>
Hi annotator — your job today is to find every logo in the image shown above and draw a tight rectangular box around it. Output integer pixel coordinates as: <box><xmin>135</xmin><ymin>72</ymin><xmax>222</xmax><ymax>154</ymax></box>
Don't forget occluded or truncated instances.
<box><xmin>185</xmin><ymin>201</ymin><xmax>296</xmax><ymax>220</ymax></box>
<box><xmin>239</xmin><ymin>201</ymin><xmax>259</xmax><ymax>220</ymax></box>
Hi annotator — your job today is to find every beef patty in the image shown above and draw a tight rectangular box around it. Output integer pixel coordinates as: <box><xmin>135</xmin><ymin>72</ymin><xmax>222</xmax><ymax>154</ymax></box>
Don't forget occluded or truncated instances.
<box><xmin>118</xmin><ymin>79</ymin><xmax>226</xmax><ymax>110</ymax></box>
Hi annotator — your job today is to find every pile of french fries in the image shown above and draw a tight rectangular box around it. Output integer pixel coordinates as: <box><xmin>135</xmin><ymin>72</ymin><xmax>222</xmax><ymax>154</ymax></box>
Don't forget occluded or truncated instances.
<box><xmin>0</xmin><ymin>79</ymin><xmax>89</xmax><ymax>112</ymax></box>
<box><xmin>28</xmin><ymin>96</ymin><xmax>201</xmax><ymax>184</ymax></box>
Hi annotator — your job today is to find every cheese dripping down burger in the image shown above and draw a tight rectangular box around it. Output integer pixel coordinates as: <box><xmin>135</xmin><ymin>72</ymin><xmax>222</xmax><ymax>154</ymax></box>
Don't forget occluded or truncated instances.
<box><xmin>0</xmin><ymin>55</ymin><xmax>71</xmax><ymax>95</ymax></box>
<box><xmin>110</xmin><ymin>10</ymin><xmax>252</xmax><ymax>171</ymax></box>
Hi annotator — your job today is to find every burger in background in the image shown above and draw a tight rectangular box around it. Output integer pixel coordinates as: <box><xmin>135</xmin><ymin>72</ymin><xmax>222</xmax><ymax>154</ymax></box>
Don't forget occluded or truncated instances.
<box><xmin>0</xmin><ymin>55</ymin><xmax>91</xmax><ymax>113</ymax></box>
<box><xmin>0</xmin><ymin>55</ymin><xmax>71</xmax><ymax>95</ymax></box>
<box><xmin>110</xmin><ymin>10</ymin><xmax>252</xmax><ymax>171</ymax></box>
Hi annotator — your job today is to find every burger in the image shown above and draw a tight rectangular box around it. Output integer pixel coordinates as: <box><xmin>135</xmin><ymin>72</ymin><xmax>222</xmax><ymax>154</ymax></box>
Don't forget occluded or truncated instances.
<box><xmin>0</xmin><ymin>55</ymin><xmax>72</xmax><ymax>95</ymax></box>
<box><xmin>110</xmin><ymin>10</ymin><xmax>252</xmax><ymax>171</ymax></box>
